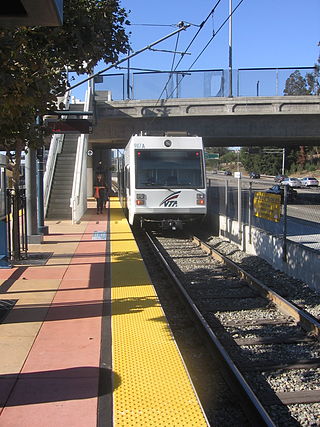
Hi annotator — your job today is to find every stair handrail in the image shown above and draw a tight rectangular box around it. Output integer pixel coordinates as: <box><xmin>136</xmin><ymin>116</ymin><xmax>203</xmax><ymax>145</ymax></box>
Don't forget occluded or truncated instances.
<box><xmin>70</xmin><ymin>81</ymin><xmax>93</xmax><ymax>222</ymax></box>
<box><xmin>43</xmin><ymin>92</ymin><xmax>70</xmax><ymax>216</ymax></box>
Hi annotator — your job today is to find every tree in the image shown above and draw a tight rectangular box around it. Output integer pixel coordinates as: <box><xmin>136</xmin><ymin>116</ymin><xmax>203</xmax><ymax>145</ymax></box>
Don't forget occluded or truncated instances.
<box><xmin>0</xmin><ymin>0</ymin><xmax>129</xmax><ymax>151</ymax></box>
<box><xmin>306</xmin><ymin>67</ymin><xmax>320</xmax><ymax>95</ymax></box>
<box><xmin>283</xmin><ymin>67</ymin><xmax>320</xmax><ymax>170</ymax></box>
<box><xmin>0</xmin><ymin>0</ymin><xmax>129</xmax><ymax>258</ymax></box>
<box><xmin>240</xmin><ymin>147</ymin><xmax>285</xmax><ymax>176</ymax></box>
<box><xmin>284</xmin><ymin>67</ymin><xmax>320</xmax><ymax>96</ymax></box>
<box><xmin>283</xmin><ymin>70</ymin><xmax>311</xmax><ymax>96</ymax></box>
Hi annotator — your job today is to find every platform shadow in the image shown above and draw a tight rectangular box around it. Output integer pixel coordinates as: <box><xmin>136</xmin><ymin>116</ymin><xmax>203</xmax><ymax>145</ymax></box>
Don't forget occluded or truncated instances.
<box><xmin>1</xmin><ymin>367</ymin><xmax>121</xmax><ymax>407</ymax></box>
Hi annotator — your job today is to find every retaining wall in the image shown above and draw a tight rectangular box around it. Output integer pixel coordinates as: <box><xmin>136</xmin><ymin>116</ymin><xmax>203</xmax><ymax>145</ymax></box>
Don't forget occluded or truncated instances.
<box><xmin>206</xmin><ymin>210</ymin><xmax>320</xmax><ymax>293</ymax></box>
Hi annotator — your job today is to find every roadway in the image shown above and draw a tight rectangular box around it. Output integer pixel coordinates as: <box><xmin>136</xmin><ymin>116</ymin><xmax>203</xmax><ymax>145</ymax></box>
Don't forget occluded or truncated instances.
<box><xmin>207</xmin><ymin>173</ymin><xmax>320</xmax><ymax>251</ymax></box>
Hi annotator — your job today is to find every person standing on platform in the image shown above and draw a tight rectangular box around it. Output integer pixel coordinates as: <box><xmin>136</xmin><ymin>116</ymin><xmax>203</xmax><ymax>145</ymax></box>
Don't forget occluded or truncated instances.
<box><xmin>96</xmin><ymin>161</ymin><xmax>106</xmax><ymax>180</ymax></box>
<box><xmin>94</xmin><ymin>173</ymin><xmax>107</xmax><ymax>214</ymax></box>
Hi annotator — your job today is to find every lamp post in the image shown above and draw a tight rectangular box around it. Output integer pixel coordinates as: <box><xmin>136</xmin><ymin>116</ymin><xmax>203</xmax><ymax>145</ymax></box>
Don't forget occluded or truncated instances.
<box><xmin>282</xmin><ymin>148</ymin><xmax>286</xmax><ymax>175</ymax></box>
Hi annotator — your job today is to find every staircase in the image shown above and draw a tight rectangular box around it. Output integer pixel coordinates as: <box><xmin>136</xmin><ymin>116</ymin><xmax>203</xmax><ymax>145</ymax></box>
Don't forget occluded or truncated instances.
<box><xmin>46</xmin><ymin>134</ymin><xmax>78</xmax><ymax>219</ymax></box>
<box><xmin>46</xmin><ymin>103</ymin><xmax>85</xmax><ymax>219</ymax></box>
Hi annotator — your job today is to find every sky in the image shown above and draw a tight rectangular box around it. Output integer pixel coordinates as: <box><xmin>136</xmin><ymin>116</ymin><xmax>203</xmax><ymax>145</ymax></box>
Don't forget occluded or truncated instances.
<box><xmin>70</xmin><ymin>0</ymin><xmax>320</xmax><ymax>100</ymax></box>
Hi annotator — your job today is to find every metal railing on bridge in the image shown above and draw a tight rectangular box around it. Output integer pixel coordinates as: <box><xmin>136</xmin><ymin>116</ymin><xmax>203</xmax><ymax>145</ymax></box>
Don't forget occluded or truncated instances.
<box><xmin>93</xmin><ymin>66</ymin><xmax>317</xmax><ymax>100</ymax></box>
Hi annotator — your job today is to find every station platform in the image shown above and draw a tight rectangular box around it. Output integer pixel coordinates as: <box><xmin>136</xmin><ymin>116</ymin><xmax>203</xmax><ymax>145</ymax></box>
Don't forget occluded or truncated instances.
<box><xmin>0</xmin><ymin>197</ymin><xmax>208</xmax><ymax>426</ymax></box>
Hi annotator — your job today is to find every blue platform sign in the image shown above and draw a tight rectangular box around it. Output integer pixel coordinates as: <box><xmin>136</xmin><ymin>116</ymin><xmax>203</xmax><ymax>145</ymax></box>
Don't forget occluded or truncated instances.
<box><xmin>92</xmin><ymin>231</ymin><xmax>107</xmax><ymax>241</ymax></box>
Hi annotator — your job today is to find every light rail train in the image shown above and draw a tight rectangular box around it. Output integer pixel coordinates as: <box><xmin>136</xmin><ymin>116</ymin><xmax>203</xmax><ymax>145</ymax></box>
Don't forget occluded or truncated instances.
<box><xmin>118</xmin><ymin>134</ymin><xmax>207</xmax><ymax>230</ymax></box>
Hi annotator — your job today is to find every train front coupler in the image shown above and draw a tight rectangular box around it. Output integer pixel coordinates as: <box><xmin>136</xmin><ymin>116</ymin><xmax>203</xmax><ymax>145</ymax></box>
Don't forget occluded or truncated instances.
<box><xmin>161</xmin><ymin>219</ymin><xmax>183</xmax><ymax>231</ymax></box>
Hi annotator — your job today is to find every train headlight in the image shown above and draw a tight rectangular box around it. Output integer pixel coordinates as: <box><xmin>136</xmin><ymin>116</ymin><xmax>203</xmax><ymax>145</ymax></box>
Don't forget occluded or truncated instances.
<box><xmin>196</xmin><ymin>193</ymin><xmax>205</xmax><ymax>205</ymax></box>
<box><xmin>136</xmin><ymin>193</ymin><xmax>146</xmax><ymax>205</ymax></box>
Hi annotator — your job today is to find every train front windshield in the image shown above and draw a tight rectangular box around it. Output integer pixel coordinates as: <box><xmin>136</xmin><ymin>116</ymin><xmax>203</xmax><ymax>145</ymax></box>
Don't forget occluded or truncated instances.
<box><xmin>135</xmin><ymin>149</ymin><xmax>204</xmax><ymax>188</ymax></box>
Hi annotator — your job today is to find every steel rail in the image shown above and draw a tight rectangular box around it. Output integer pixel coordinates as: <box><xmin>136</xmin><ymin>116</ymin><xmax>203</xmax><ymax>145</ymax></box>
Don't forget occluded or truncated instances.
<box><xmin>191</xmin><ymin>235</ymin><xmax>320</xmax><ymax>338</ymax></box>
<box><xmin>143</xmin><ymin>229</ymin><xmax>276</xmax><ymax>427</ymax></box>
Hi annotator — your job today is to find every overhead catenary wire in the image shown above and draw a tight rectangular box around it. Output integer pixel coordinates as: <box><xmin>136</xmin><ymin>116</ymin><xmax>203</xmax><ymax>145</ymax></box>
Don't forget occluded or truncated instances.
<box><xmin>128</xmin><ymin>22</ymin><xmax>201</xmax><ymax>28</ymax></box>
<box><xmin>149</xmin><ymin>0</ymin><xmax>224</xmax><ymax>106</ymax></box>
<box><xmin>116</xmin><ymin>66</ymin><xmax>164</xmax><ymax>72</ymax></box>
<box><xmin>190</xmin><ymin>0</ymin><xmax>245</xmax><ymax>72</ymax></box>
<box><xmin>159</xmin><ymin>0</ymin><xmax>245</xmax><ymax>102</ymax></box>
<box><xmin>148</xmin><ymin>48</ymin><xmax>191</xmax><ymax>55</ymax></box>
<box><xmin>62</xmin><ymin>23</ymin><xmax>190</xmax><ymax>95</ymax></box>
<box><xmin>171</xmin><ymin>0</ymin><xmax>224</xmax><ymax>71</ymax></box>
<box><xmin>171</xmin><ymin>32</ymin><xmax>180</xmax><ymax>72</ymax></box>
<box><xmin>128</xmin><ymin>23</ymin><xmax>177</xmax><ymax>27</ymax></box>
<box><xmin>165</xmin><ymin>32</ymin><xmax>181</xmax><ymax>97</ymax></box>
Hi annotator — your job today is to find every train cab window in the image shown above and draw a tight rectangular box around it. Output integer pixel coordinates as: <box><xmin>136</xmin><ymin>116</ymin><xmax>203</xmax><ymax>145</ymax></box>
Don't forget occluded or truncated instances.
<box><xmin>166</xmin><ymin>176</ymin><xmax>178</xmax><ymax>186</ymax></box>
<box><xmin>135</xmin><ymin>149</ymin><xmax>204</xmax><ymax>189</ymax></box>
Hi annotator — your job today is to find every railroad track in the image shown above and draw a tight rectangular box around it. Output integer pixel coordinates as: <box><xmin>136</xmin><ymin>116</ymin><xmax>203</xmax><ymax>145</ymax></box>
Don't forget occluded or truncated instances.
<box><xmin>136</xmin><ymin>228</ymin><xmax>320</xmax><ymax>426</ymax></box>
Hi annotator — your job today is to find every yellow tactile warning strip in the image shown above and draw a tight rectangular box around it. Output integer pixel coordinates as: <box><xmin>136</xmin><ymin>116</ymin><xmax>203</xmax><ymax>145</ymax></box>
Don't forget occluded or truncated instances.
<box><xmin>110</xmin><ymin>198</ymin><xmax>208</xmax><ymax>426</ymax></box>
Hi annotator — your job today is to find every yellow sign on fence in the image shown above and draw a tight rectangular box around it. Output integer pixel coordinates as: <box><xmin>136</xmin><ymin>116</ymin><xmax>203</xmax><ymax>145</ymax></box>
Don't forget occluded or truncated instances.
<box><xmin>253</xmin><ymin>192</ymin><xmax>281</xmax><ymax>222</ymax></box>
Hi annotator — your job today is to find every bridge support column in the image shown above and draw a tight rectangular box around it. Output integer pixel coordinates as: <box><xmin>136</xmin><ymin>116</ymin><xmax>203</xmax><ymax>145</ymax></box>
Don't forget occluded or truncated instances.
<box><xmin>25</xmin><ymin>147</ymin><xmax>43</xmax><ymax>244</ymax></box>
<box><xmin>37</xmin><ymin>147</ymin><xmax>48</xmax><ymax>235</ymax></box>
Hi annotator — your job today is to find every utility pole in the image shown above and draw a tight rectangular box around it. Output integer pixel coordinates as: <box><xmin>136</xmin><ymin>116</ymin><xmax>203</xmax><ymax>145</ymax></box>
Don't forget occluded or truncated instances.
<box><xmin>229</xmin><ymin>0</ymin><xmax>233</xmax><ymax>97</ymax></box>
<box><xmin>126</xmin><ymin>48</ymin><xmax>131</xmax><ymax>100</ymax></box>
<box><xmin>263</xmin><ymin>148</ymin><xmax>286</xmax><ymax>174</ymax></box>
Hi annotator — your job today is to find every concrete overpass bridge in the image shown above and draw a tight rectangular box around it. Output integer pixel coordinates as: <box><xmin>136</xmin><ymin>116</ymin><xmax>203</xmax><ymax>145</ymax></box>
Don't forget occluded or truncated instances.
<box><xmin>90</xmin><ymin>94</ymin><xmax>320</xmax><ymax>148</ymax></box>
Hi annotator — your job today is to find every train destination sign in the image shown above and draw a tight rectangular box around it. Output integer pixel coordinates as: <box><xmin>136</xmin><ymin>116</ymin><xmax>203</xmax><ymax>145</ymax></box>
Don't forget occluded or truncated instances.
<box><xmin>253</xmin><ymin>192</ymin><xmax>281</xmax><ymax>223</ymax></box>
<box><xmin>46</xmin><ymin>119</ymin><xmax>93</xmax><ymax>134</ymax></box>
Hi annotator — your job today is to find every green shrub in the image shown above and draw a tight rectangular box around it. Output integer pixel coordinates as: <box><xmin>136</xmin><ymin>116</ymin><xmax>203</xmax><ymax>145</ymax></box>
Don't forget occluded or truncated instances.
<box><xmin>306</xmin><ymin>164</ymin><xmax>317</xmax><ymax>172</ymax></box>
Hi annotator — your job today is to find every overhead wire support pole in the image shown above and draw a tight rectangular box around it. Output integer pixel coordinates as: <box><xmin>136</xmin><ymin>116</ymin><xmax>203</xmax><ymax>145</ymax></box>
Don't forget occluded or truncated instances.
<box><xmin>229</xmin><ymin>0</ymin><xmax>233</xmax><ymax>97</ymax></box>
<box><xmin>165</xmin><ymin>0</ymin><xmax>245</xmax><ymax>100</ymax></box>
<box><xmin>63</xmin><ymin>23</ymin><xmax>190</xmax><ymax>95</ymax></box>
<box><xmin>147</xmin><ymin>0</ymin><xmax>225</xmax><ymax>105</ymax></box>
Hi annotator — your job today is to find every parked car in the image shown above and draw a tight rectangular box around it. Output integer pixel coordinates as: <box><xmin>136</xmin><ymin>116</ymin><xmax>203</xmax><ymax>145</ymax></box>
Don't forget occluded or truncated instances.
<box><xmin>281</xmin><ymin>177</ymin><xmax>302</xmax><ymax>188</ymax></box>
<box><xmin>266</xmin><ymin>185</ymin><xmax>297</xmax><ymax>203</ymax></box>
<box><xmin>224</xmin><ymin>170</ymin><xmax>232</xmax><ymax>176</ymax></box>
<box><xmin>300</xmin><ymin>177</ymin><xmax>319</xmax><ymax>187</ymax></box>
<box><xmin>249</xmin><ymin>172</ymin><xmax>260</xmax><ymax>179</ymax></box>
<box><xmin>274</xmin><ymin>174</ymin><xmax>287</xmax><ymax>183</ymax></box>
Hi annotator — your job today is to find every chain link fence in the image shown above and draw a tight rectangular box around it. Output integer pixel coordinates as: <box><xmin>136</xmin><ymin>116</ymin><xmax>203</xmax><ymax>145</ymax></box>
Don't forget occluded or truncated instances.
<box><xmin>94</xmin><ymin>67</ymin><xmax>316</xmax><ymax>100</ymax></box>
<box><xmin>207</xmin><ymin>176</ymin><xmax>320</xmax><ymax>253</ymax></box>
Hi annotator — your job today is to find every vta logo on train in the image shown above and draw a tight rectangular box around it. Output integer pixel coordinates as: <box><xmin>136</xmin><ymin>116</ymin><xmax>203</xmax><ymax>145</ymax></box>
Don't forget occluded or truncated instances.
<box><xmin>159</xmin><ymin>191</ymin><xmax>181</xmax><ymax>207</ymax></box>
